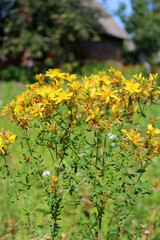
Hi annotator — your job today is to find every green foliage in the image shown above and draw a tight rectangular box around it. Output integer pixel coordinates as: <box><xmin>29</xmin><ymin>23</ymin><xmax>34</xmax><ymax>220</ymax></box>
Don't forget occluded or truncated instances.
<box><xmin>79</xmin><ymin>60</ymin><xmax>108</xmax><ymax>76</ymax></box>
<box><xmin>119</xmin><ymin>0</ymin><xmax>160</xmax><ymax>59</ymax></box>
<box><xmin>1</xmin><ymin>0</ymin><xmax>102</xmax><ymax>65</ymax></box>
<box><xmin>1</xmin><ymin>65</ymin><xmax>28</xmax><ymax>82</ymax></box>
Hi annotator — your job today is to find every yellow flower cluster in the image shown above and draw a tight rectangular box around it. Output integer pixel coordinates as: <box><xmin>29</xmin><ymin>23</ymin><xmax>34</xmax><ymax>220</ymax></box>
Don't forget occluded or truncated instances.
<box><xmin>0</xmin><ymin>129</ymin><xmax>16</xmax><ymax>155</ymax></box>
<box><xmin>121</xmin><ymin>123</ymin><xmax>160</xmax><ymax>158</ymax></box>
<box><xmin>121</xmin><ymin>129</ymin><xmax>144</xmax><ymax>146</ymax></box>
<box><xmin>1</xmin><ymin>68</ymin><xmax>159</xmax><ymax>131</ymax></box>
<box><xmin>145</xmin><ymin>124</ymin><xmax>160</xmax><ymax>154</ymax></box>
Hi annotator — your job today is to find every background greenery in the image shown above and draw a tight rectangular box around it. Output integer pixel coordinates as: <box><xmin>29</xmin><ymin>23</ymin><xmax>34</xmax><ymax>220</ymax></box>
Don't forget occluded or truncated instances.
<box><xmin>1</xmin><ymin>0</ymin><xmax>102</xmax><ymax>66</ymax></box>
<box><xmin>119</xmin><ymin>0</ymin><xmax>160</xmax><ymax>63</ymax></box>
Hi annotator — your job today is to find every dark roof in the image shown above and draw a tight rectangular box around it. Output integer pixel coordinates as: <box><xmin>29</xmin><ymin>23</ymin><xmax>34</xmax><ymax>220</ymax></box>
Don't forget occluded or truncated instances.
<box><xmin>99</xmin><ymin>16</ymin><xmax>130</xmax><ymax>40</ymax></box>
<box><xmin>83</xmin><ymin>0</ymin><xmax>130</xmax><ymax>40</ymax></box>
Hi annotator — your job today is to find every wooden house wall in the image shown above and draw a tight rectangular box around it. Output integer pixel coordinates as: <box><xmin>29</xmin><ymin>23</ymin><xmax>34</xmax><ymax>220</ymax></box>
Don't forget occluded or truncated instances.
<box><xmin>86</xmin><ymin>35</ymin><xmax>123</xmax><ymax>62</ymax></box>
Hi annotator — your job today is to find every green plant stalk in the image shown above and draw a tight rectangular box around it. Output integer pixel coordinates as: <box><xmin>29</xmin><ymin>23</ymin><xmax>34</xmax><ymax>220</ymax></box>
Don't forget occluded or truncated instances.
<box><xmin>24</xmin><ymin>130</ymin><xmax>63</xmax><ymax>239</ymax></box>
<box><xmin>94</xmin><ymin>132</ymin><xmax>99</xmax><ymax>190</ymax></box>
<box><xmin>23</xmin><ymin>130</ymin><xmax>47</xmax><ymax>190</ymax></box>
<box><xmin>138</xmin><ymin>99</ymin><xmax>146</xmax><ymax>118</ymax></box>
<box><xmin>102</xmin><ymin>135</ymin><xmax>107</xmax><ymax>179</ymax></box>
<box><xmin>95</xmin><ymin>132</ymin><xmax>104</xmax><ymax>240</ymax></box>
<box><xmin>48</xmin><ymin>147</ymin><xmax>55</xmax><ymax>165</ymax></box>
<box><xmin>98</xmin><ymin>215</ymin><xmax>102</xmax><ymax>240</ymax></box>
<box><xmin>50</xmin><ymin>194</ymin><xmax>62</xmax><ymax>240</ymax></box>
<box><xmin>2</xmin><ymin>155</ymin><xmax>10</xmax><ymax>175</ymax></box>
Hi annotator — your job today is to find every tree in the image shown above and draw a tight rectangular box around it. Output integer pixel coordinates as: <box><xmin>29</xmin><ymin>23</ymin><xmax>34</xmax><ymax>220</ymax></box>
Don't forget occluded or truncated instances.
<box><xmin>119</xmin><ymin>0</ymin><xmax>160</xmax><ymax>60</ymax></box>
<box><xmin>0</xmin><ymin>0</ymin><xmax>102</xmax><ymax>66</ymax></box>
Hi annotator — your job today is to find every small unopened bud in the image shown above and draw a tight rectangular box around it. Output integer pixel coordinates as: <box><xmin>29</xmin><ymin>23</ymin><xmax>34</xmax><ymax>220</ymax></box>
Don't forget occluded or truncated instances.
<box><xmin>51</xmin><ymin>175</ymin><xmax>58</xmax><ymax>184</ymax></box>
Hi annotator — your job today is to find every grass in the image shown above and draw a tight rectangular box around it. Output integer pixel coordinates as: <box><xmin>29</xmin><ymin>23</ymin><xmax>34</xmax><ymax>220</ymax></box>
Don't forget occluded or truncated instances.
<box><xmin>0</xmin><ymin>81</ymin><xmax>51</xmax><ymax>239</ymax></box>
<box><xmin>1</xmin><ymin>68</ymin><xmax>160</xmax><ymax>239</ymax></box>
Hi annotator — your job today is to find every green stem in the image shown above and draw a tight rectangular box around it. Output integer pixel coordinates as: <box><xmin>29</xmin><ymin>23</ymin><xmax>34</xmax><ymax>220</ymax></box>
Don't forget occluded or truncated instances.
<box><xmin>138</xmin><ymin>100</ymin><xmax>146</xmax><ymax>118</ymax></box>
<box><xmin>57</xmin><ymin>157</ymin><xmax>63</xmax><ymax>176</ymax></box>
<box><xmin>137</xmin><ymin>161</ymin><xmax>144</xmax><ymax>183</ymax></box>
<box><xmin>23</xmin><ymin>131</ymin><xmax>47</xmax><ymax>191</ymax></box>
<box><xmin>55</xmin><ymin>143</ymin><xmax>60</xmax><ymax>177</ymax></box>
<box><xmin>55</xmin><ymin>143</ymin><xmax>58</xmax><ymax>162</ymax></box>
<box><xmin>98</xmin><ymin>217</ymin><xmax>102</xmax><ymax>240</ymax></box>
<box><xmin>81</xmin><ymin>219</ymin><xmax>99</xmax><ymax>240</ymax></box>
<box><xmin>48</xmin><ymin>147</ymin><xmax>55</xmax><ymax>164</ymax></box>
<box><xmin>25</xmin><ymin>135</ymin><xmax>33</xmax><ymax>157</ymax></box>
<box><xmin>95</xmin><ymin>132</ymin><xmax>104</xmax><ymax>239</ymax></box>
<box><xmin>94</xmin><ymin>133</ymin><xmax>99</xmax><ymax>190</ymax></box>
<box><xmin>3</xmin><ymin>155</ymin><xmax>10</xmax><ymax>176</ymax></box>
<box><xmin>96</xmin><ymin>137</ymin><xmax>99</xmax><ymax>168</ymax></box>
<box><xmin>102</xmin><ymin>135</ymin><xmax>107</xmax><ymax>178</ymax></box>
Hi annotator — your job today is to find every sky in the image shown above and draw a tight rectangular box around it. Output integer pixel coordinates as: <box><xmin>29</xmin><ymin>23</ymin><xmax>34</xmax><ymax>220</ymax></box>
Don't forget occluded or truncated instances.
<box><xmin>98</xmin><ymin>0</ymin><xmax>132</xmax><ymax>28</ymax></box>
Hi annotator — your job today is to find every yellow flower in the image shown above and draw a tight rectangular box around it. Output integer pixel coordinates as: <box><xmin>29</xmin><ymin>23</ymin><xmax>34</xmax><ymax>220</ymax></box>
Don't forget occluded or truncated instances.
<box><xmin>67</xmin><ymin>81</ymin><xmax>81</xmax><ymax>90</ymax></box>
<box><xmin>51</xmin><ymin>175</ymin><xmax>58</xmax><ymax>184</ymax></box>
<box><xmin>132</xmin><ymin>132</ymin><xmax>144</xmax><ymax>146</ymax></box>
<box><xmin>111</xmin><ymin>104</ymin><xmax>117</xmax><ymax>113</ymax></box>
<box><xmin>36</xmin><ymin>73</ymin><xmax>45</xmax><ymax>84</ymax></box>
<box><xmin>99</xmin><ymin>74</ymin><xmax>111</xmax><ymax>85</ymax></box>
<box><xmin>47</xmin><ymin>86</ymin><xmax>58</xmax><ymax>100</ymax></box>
<box><xmin>154</xmin><ymin>129</ymin><xmax>160</xmax><ymax>135</ymax></box>
<box><xmin>86</xmin><ymin>109</ymin><xmax>95</xmax><ymax>122</ymax></box>
<box><xmin>152</xmin><ymin>141</ymin><xmax>158</xmax><ymax>147</ymax></box>
<box><xmin>97</xmin><ymin>85</ymin><xmax>120</xmax><ymax>103</ymax></box>
<box><xmin>138</xmin><ymin>72</ymin><xmax>142</xmax><ymax>80</ymax></box>
<box><xmin>0</xmin><ymin>136</ymin><xmax>5</xmax><ymax>154</ymax></box>
<box><xmin>14</xmin><ymin>104</ymin><xmax>24</xmax><ymax>116</ymax></box>
<box><xmin>35</xmin><ymin>86</ymin><xmax>50</xmax><ymax>98</ymax></box>
<box><xmin>147</xmin><ymin>124</ymin><xmax>160</xmax><ymax>135</ymax></box>
<box><xmin>90</xmin><ymin>87</ymin><xmax>97</xmax><ymax>99</ymax></box>
<box><xmin>65</xmin><ymin>73</ymin><xmax>77</xmax><ymax>82</ymax></box>
<box><xmin>45</xmin><ymin>69</ymin><xmax>66</xmax><ymax>79</ymax></box>
<box><xmin>45</xmin><ymin>122</ymin><xmax>56</xmax><ymax>132</ymax></box>
<box><xmin>53</xmin><ymin>91</ymin><xmax>73</xmax><ymax>104</ymax></box>
<box><xmin>86</xmin><ymin>107</ymin><xmax>100</xmax><ymax>122</ymax></box>
<box><xmin>7</xmin><ymin>134</ymin><xmax>16</xmax><ymax>143</ymax></box>
<box><xmin>10</xmin><ymin>99</ymin><xmax>15</xmax><ymax>107</ymax></box>
<box><xmin>121</xmin><ymin>129</ymin><xmax>144</xmax><ymax>146</ymax></box>
<box><xmin>0</xmin><ymin>136</ymin><xmax>3</xmax><ymax>145</ymax></box>
<box><xmin>0</xmin><ymin>130</ymin><xmax>16</xmax><ymax>155</ymax></box>
<box><xmin>16</xmin><ymin>93</ymin><xmax>27</xmax><ymax>103</ymax></box>
<box><xmin>147</xmin><ymin>124</ymin><xmax>154</xmax><ymax>132</ymax></box>
<box><xmin>31</xmin><ymin>103</ymin><xmax>44</xmax><ymax>118</ymax></box>
<box><xmin>124</xmin><ymin>79</ymin><xmax>141</xmax><ymax>94</ymax></box>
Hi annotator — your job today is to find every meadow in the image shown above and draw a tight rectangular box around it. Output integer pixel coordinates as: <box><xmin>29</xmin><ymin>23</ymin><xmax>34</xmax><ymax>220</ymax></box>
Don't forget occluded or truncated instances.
<box><xmin>0</xmin><ymin>64</ymin><xmax>160</xmax><ymax>240</ymax></box>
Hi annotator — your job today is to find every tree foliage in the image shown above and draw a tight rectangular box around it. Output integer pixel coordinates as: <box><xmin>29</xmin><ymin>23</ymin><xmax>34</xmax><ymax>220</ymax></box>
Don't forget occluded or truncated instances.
<box><xmin>119</xmin><ymin>0</ymin><xmax>160</xmax><ymax>59</ymax></box>
<box><xmin>0</xmin><ymin>0</ymin><xmax>102</xmax><ymax>65</ymax></box>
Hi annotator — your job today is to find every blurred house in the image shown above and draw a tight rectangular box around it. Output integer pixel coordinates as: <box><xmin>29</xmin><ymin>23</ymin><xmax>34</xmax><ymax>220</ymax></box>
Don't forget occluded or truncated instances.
<box><xmin>85</xmin><ymin>0</ymin><xmax>130</xmax><ymax>63</ymax></box>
